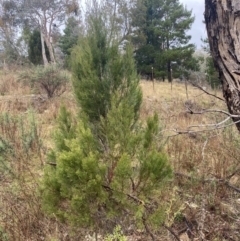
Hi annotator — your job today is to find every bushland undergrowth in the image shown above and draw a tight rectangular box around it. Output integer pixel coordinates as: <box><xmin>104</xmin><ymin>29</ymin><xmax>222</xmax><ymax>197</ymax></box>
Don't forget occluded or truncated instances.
<box><xmin>0</xmin><ymin>68</ymin><xmax>239</xmax><ymax>240</ymax></box>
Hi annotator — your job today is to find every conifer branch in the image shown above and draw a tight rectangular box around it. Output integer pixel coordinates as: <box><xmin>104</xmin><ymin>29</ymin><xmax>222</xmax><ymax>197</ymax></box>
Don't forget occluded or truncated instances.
<box><xmin>102</xmin><ymin>184</ymin><xmax>147</xmax><ymax>208</ymax></box>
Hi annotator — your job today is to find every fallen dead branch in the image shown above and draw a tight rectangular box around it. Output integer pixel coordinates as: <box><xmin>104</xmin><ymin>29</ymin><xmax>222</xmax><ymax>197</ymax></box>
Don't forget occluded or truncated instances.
<box><xmin>174</xmin><ymin>172</ymin><xmax>240</xmax><ymax>193</ymax></box>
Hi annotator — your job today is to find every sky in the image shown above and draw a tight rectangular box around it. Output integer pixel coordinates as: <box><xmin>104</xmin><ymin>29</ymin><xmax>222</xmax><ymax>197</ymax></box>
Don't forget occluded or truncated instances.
<box><xmin>179</xmin><ymin>0</ymin><xmax>206</xmax><ymax>49</ymax></box>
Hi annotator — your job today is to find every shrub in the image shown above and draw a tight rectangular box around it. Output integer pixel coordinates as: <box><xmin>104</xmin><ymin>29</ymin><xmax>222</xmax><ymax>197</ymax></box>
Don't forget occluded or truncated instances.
<box><xmin>19</xmin><ymin>65</ymin><xmax>69</xmax><ymax>98</ymax></box>
<box><xmin>0</xmin><ymin>111</ymin><xmax>45</xmax><ymax>241</ymax></box>
<box><xmin>42</xmin><ymin>101</ymin><xmax>172</xmax><ymax>236</ymax></box>
<box><xmin>41</xmin><ymin>11</ymin><xmax>172</xmax><ymax>238</ymax></box>
<box><xmin>0</xmin><ymin>111</ymin><xmax>42</xmax><ymax>177</ymax></box>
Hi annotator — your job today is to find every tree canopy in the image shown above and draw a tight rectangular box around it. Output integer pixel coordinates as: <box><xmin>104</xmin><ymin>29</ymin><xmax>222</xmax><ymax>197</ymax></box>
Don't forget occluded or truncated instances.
<box><xmin>0</xmin><ymin>0</ymin><xmax>203</xmax><ymax>73</ymax></box>
<box><xmin>201</xmin><ymin>38</ymin><xmax>219</xmax><ymax>89</ymax></box>
<box><xmin>58</xmin><ymin>17</ymin><xmax>81</xmax><ymax>67</ymax></box>
<box><xmin>131</xmin><ymin>0</ymin><xmax>197</xmax><ymax>81</ymax></box>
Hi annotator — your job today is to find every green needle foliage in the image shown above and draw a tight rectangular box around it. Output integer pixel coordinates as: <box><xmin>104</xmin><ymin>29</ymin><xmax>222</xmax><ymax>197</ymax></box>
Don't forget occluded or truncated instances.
<box><xmin>104</xmin><ymin>225</ymin><xmax>127</xmax><ymax>241</ymax></box>
<box><xmin>41</xmin><ymin>10</ymin><xmax>172</xmax><ymax>237</ymax></box>
<box><xmin>202</xmin><ymin>38</ymin><xmax>220</xmax><ymax>88</ymax></box>
<box><xmin>132</xmin><ymin>0</ymin><xmax>196</xmax><ymax>81</ymax></box>
<box><xmin>70</xmin><ymin>14</ymin><xmax>142</xmax><ymax>124</ymax></box>
<box><xmin>58</xmin><ymin>17</ymin><xmax>82</xmax><ymax>68</ymax></box>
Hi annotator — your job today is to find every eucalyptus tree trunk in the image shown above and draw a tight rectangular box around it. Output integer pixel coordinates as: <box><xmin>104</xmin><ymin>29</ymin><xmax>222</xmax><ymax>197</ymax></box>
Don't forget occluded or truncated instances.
<box><xmin>205</xmin><ymin>0</ymin><xmax>240</xmax><ymax>131</ymax></box>
<box><xmin>40</xmin><ymin>31</ymin><xmax>49</xmax><ymax>66</ymax></box>
<box><xmin>44</xmin><ymin>36</ymin><xmax>56</xmax><ymax>64</ymax></box>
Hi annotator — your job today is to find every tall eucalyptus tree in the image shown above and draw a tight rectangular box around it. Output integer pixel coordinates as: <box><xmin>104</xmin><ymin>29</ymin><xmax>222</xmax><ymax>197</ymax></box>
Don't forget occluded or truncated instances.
<box><xmin>19</xmin><ymin>0</ymin><xmax>79</xmax><ymax>65</ymax></box>
<box><xmin>0</xmin><ymin>0</ymin><xmax>22</xmax><ymax>64</ymax></box>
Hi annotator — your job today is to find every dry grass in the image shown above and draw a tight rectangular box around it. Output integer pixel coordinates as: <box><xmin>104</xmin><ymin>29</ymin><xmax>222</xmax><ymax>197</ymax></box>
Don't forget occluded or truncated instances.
<box><xmin>0</xmin><ymin>71</ymin><xmax>239</xmax><ymax>240</ymax></box>
<box><xmin>140</xmin><ymin>80</ymin><xmax>240</xmax><ymax>240</ymax></box>
<box><xmin>0</xmin><ymin>69</ymin><xmax>79</xmax><ymax>241</ymax></box>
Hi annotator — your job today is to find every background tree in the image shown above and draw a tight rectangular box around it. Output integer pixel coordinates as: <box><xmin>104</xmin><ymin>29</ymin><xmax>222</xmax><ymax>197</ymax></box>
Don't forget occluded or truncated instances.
<box><xmin>41</xmin><ymin>7</ymin><xmax>172</xmax><ymax>237</ymax></box>
<box><xmin>201</xmin><ymin>38</ymin><xmax>219</xmax><ymax>89</ymax></box>
<box><xmin>103</xmin><ymin>0</ymin><xmax>134</xmax><ymax>44</ymax></box>
<box><xmin>18</xmin><ymin>0</ymin><xmax>79</xmax><ymax>66</ymax></box>
<box><xmin>205</xmin><ymin>57</ymin><xmax>219</xmax><ymax>89</ymax></box>
<box><xmin>28</xmin><ymin>29</ymin><xmax>50</xmax><ymax>65</ymax></box>
<box><xmin>204</xmin><ymin>0</ymin><xmax>240</xmax><ymax>131</ymax></box>
<box><xmin>58</xmin><ymin>17</ymin><xmax>81</xmax><ymax>67</ymax></box>
<box><xmin>0</xmin><ymin>0</ymin><xmax>23</xmax><ymax>65</ymax></box>
<box><xmin>132</xmin><ymin>0</ymin><xmax>196</xmax><ymax>82</ymax></box>
<box><xmin>84</xmin><ymin>0</ymin><xmax>134</xmax><ymax>45</ymax></box>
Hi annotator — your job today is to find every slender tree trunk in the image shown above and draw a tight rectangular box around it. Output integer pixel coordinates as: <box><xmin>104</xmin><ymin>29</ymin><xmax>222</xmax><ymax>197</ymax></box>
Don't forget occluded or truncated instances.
<box><xmin>166</xmin><ymin>37</ymin><xmax>172</xmax><ymax>82</ymax></box>
<box><xmin>167</xmin><ymin>61</ymin><xmax>172</xmax><ymax>83</ymax></box>
<box><xmin>40</xmin><ymin>31</ymin><xmax>49</xmax><ymax>66</ymax></box>
<box><xmin>44</xmin><ymin>36</ymin><xmax>56</xmax><ymax>64</ymax></box>
<box><xmin>205</xmin><ymin>0</ymin><xmax>240</xmax><ymax>131</ymax></box>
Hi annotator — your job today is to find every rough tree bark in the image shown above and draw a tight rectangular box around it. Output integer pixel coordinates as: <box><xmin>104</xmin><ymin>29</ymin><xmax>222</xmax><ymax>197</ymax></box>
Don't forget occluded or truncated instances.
<box><xmin>205</xmin><ymin>0</ymin><xmax>240</xmax><ymax>131</ymax></box>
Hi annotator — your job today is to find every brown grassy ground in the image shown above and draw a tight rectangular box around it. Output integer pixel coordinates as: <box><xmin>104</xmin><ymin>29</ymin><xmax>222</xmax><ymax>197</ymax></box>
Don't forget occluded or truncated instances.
<box><xmin>0</xmin><ymin>71</ymin><xmax>239</xmax><ymax>240</ymax></box>
<box><xmin>141</xmin><ymin>80</ymin><xmax>240</xmax><ymax>241</ymax></box>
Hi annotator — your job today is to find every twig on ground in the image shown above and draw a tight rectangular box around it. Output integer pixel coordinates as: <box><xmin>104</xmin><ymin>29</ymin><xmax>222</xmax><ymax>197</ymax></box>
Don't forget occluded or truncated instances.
<box><xmin>142</xmin><ymin>217</ymin><xmax>156</xmax><ymax>241</ymax></box>
<box><xmin>225</xmin><ymin>182</ymin><xmax>240</xmax><ymax>193</ymax></box>
<box><xmin>163</xmin><ymin>224</ymin><xmax>181</xmax><ymax>241</ymax></box>
<box><xmin>174</xmin><ymin>172</ymin><xmax>240</xmax><ymax>193</ymax></box>
<box><xmin>47</xmin><ymin>162</ymin><xmax>57</xmax><ymax>167</ymax></box>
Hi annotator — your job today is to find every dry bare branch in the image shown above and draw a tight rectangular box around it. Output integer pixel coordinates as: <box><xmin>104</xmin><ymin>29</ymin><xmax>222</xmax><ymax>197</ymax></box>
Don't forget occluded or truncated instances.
<box><xmin>165</xmin><ymin>103</ymin><xmax>240</xmax><ymax>134</ymax></box>
<box><xmin>174</xmin><ymin>172</ymin><xmax>240</xmax><ymax>194</ymax></box>
<box><xmin>163</xmin><ymin>224</ymin><xmax>181</xmax><ymax>241</ymax></box>
<box><xmin>185</xmin><ymin>107</ymin><xmax>240</xmax><ymax>118</ymax></box>
<box><xmin>142</xmin><ymin>217</ymin><xmax>156</xmax><ymax>241</ymax></box>
<box><xmin>188</xmin><ymin>80</ymin><xmax>225</xmax><ymax>102</ymax></box>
